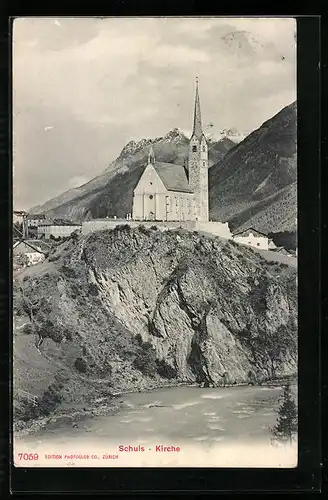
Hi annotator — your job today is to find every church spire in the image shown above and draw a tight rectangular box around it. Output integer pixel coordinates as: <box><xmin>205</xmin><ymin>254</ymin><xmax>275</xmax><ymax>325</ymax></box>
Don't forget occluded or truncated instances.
<box><xmin>192</xmin><ymin>76</ymin><xmax>203</xmax><ymax>139</ymax></box>
<box><xmin>148</xmin><ymin>146</ymin><xmax>155</xmax><ymax>165</ymax></box>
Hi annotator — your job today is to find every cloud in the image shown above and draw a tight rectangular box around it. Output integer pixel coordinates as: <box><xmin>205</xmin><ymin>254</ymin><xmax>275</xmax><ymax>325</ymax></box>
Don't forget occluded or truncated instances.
<box><xmin>12</xmin><ymin>17</ymin><xmax>296</xmax><ymax>210</ymax></box>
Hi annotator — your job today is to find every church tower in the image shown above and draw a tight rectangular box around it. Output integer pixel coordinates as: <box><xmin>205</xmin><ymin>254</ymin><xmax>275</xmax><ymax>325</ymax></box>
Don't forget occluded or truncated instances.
<box><xmin>188</xmin><ymin>77</ymin><xmax>209</xmax><ymax>222</ymax></box>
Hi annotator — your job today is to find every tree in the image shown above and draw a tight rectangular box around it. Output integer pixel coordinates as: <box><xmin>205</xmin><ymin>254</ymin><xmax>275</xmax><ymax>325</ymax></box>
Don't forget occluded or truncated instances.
<box><xmin>271</xmin><ymin>383</ymin><xmax>297</xmax><ymax>444</ymax></box>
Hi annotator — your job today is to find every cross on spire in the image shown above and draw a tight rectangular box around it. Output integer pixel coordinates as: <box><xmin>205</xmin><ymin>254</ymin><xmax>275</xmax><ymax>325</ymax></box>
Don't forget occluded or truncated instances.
<box><xmin>192</xmin><ymin>77</ymin><xmax>203</xmax><ymax>139</ymax></box>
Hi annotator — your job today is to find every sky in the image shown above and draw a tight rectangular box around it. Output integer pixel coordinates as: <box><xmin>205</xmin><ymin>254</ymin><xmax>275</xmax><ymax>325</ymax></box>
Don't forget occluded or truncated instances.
<box><xmin>13</xmin><ymin>17</ymin><xmax>296</xmax><ymax>210</ymax></box>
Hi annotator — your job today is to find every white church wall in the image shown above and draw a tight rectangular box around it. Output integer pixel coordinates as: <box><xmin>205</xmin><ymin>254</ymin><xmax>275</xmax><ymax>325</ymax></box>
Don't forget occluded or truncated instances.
<box><xmin>134</xmin><ymin>164</ymin><xmax>167</xmax><ymax>195</ymax></box>
<box><xmin>155</xmin><ymin>193</ymin><xmax>168</xmax><ymax>221</ymax></box>
<box><xmin>132</xmin><ymin>193</ymin><xmax>144</xmax><ymax>220</ymax></box>
<box><xmin>166</xmin><ymin>192</ymin><xmax>195</xmax><ymax>222</ymax></box>
<box><xmin>133</xmin><ymin>164</ymin><xmax>168</xmax><ymax>221</ymax></box>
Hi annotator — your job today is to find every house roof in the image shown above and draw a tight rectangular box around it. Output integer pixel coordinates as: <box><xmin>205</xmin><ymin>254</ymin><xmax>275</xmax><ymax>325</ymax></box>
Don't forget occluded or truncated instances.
<box><xmin>153</xmin><ymin>162</ymin><xmax>193</xmax><ymax>193</ymax></box>
<box><xmin>39</xmin><ymin>221</ymin><xmax>81</xmax><ymax>227</ymax></box>
<box><xmin>233</xmin><ymin>227</ymin><xmax>268</xmax><ymax>238</ymax></box>
<box><xmin>26</xmin><ymin>213</ymin><xmax>45</xmax><ymax>220</ymax></box>
<box><xmin>13</xmin><ymin>239</ymin><xmax>48</xmax><ymax>254</ymax></box>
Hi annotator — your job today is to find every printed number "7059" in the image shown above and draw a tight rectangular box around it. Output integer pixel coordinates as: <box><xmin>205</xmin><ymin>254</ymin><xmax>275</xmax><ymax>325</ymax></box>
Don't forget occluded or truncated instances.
<box><xmin>17</xmin><ymin>453</ymin><xmax>39</xmax><ymax>460</ymax></box>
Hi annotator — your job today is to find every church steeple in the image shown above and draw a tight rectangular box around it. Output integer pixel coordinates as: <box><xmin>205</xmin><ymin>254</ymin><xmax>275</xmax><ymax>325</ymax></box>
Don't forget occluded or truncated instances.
<box><xmin>192</xmin><ymin>77</ymin><xmax>203</xmax><ymax>139</ymax></box>
<box><xmin>148</xmin><ymin>146</ymin><xmax>155</xmax><ymax>165</ymax></box>
<box><xmin>188</xmin><ymin>77</ymin><xmax>209</xmax><ymax>222</ymax></box>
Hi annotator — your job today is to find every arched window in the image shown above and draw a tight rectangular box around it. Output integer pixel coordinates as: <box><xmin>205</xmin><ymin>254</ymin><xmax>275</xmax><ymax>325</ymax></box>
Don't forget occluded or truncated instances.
<box><xmin>192</xmin><ymin>146</ymin><xmax>197</xmax><ymax>152</ymax></box>
<box><xmin>202</xmin><ymin>146</ymin><xmax>206</xmax><ymax>152</ymax></box>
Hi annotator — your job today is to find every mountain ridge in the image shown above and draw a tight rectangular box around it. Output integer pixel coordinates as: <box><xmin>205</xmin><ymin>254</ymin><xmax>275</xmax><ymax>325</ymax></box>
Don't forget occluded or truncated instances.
<box><xmin>29</xmin><ymin>101</ymin><xmax>297</xmax><ymax>234</ymax></box>
<box><xmin>209</xmin><ymin>101</ymin><xmax>296</xmax><ymax>233</ymax></box>
<box><xmin>29</xmin><ymin>128</ymin><xmax>235</xmax><ymax>217</ymax></box>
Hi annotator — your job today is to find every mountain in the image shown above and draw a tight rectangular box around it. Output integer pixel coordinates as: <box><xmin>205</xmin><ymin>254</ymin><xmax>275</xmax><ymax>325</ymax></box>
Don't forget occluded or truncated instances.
<box><xmin>13</xmin><ymin>227</ymin><xmax>297</xmax><ymax>428</ymax></box>
<box><xmin>209</xmin><ymin>101</ymin><xmax>297</xmax><ymax>233</ymax></box>
<box><xmin>30</xmin><ymin>102</ymin><xmax>297</xmax><ymax>233</ymax></box>
<box><xmin>210</xmin><ymin>127</ymin><xmax>248</xmax><ymax>144</ymax></box>
<box><xmin>198</xmin><ymin>126</ymin><xmax>247</xmax><ymax>145</ymax></box>
<box><xmin>29</xmin><ymin>128</ymin><xmax>234</xmax><ymax>220</ymax></box>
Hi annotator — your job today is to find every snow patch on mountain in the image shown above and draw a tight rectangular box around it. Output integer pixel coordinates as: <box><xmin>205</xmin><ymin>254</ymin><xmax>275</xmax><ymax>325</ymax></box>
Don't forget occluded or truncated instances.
<box><xmin>181</xmin><ymin>126</ymin><xmax>248</xmax><ymax>144</ymax></box>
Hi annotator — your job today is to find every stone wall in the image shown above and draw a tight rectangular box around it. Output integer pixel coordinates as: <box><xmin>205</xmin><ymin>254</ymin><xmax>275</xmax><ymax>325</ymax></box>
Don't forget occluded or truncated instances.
<box><xmin>82</xmin><ymin>218</ymin><xmax>232</xmax><ymax>239</ymax></box>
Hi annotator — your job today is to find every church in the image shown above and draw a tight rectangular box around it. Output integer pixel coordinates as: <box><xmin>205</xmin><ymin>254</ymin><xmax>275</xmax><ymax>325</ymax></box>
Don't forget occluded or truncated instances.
<box><xmin>132</xmin><ymin>79</ymin><xmax>209</xmax><ymax>223</ymax></box>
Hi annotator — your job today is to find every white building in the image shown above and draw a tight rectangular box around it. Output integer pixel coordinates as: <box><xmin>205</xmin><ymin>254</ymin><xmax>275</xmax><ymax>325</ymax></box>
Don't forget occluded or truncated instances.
<box><xmin>26</xmin><ymin>214</ymin><xmax>46</xmax><ymax>227</ymax></box>
<box><xmin>81</xmin><ymin>79</ymin><xmax>232</xmax><ymax>241</ymax></box>
<box><xmin>232</xmin><ymin>228</ymin><xmax>269</xmax><ymax>250</ymax></box>
<box><xmin>132</xmin><ymin>78</ymin><xmax>209</xmax><ymax>223</ymax></box>
<box><xmin>38</xmin><ymin>223</ymin><xmax>81</xmax><ymax>239</ymax></box>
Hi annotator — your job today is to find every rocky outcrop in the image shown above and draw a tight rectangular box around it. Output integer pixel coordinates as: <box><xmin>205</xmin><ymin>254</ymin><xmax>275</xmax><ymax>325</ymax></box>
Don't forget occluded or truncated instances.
<box><xmin>13</xmin><ymin>227</ymin><xmax>297</xmax><ymax>423</ymax></box>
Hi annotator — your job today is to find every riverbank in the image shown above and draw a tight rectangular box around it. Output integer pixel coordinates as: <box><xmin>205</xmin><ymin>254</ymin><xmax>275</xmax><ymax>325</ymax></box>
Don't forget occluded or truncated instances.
<box><xmin>14</xmin><ymin>384</ymin><xmax>298</xmax><ymax>468</ymax></box>
<box><xmin>14</xmin><ymin>377</ymin><xmax>297</xmax><ymax>439</ymax></box>
<box><xmin>13</xmin><ymin>380</ymin><xmax>195</xmax><ymax>438</ymax></box>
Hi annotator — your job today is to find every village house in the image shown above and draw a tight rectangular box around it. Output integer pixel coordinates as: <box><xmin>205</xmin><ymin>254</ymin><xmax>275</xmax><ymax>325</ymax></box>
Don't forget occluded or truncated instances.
<box><xmin>26</xmin><ymin>213</ymin><xmax>46</xmax><ymax>228</ymax></box>
<box><xmin>232</xmin><ymin>228</ymin><xmax>271</xmax><ymax>251</ymax></box>
<box><xmin>37</xmin><ymin>221</ymin><xmax>82</xmax><ymax>239</ymax></box>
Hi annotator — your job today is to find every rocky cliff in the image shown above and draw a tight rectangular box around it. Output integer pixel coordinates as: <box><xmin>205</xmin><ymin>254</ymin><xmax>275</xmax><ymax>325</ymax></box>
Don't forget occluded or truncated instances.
<box><xmin>13</xmin><ymin>227</ymin><xmax>297</xmax><ymax>426</ymax></box>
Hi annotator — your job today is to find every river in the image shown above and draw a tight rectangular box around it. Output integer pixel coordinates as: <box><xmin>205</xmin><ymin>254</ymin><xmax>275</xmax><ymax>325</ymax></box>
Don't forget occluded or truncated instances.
<box><xmin>14</xmin><ymin>384</ymin><xmax>298</xmax><ymax>468</ymax></box>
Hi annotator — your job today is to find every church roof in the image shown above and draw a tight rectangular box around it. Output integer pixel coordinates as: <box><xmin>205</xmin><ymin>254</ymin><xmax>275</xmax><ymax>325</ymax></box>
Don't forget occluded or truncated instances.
<box><xmin>26</xmin><ymin>213</ymin><xmax>46</xmax><ymax>220</ymax></box>
<box><xmin>153</xmin><ymin>162</ymin><xmax>193</xmax><ymax>193</ymax></box>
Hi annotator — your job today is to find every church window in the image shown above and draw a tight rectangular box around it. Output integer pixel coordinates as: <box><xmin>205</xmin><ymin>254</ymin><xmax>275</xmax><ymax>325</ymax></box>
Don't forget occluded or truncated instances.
<box><xmin>192</xmin><ymin>146</ymin><xmax>197</xmax><ymax>152</ymax></box>
<box><xmin>149</xmin><ymin>195</ymin><xmax>154</xmax><ymax>200</ymax></box>
<box><xmin>203</xmin><ymin>146</ymin><xmax>206</xmax><ymax>152</ymax></box>
<box><xmin>203</xmin><ymin>162</ymin><xmax>206</xmax><ymax>166</ymax></box>
<box><xmin>150</xmin><ymin>181</ymin><xmax>153</xmax><ymax>185</ymax></box>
